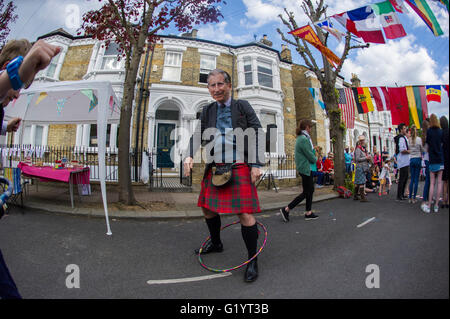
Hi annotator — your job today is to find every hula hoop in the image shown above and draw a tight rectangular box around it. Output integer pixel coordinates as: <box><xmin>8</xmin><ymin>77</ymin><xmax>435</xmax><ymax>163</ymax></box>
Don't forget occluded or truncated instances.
<box><xmin>197</xmin><ymin>220</ymin><xmax>268</xmax><ymax>273</ymax></box>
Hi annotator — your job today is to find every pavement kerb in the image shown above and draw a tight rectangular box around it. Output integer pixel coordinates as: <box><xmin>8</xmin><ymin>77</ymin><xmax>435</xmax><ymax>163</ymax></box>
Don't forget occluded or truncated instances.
<box><xmin>18</xmin><ymin>193</ymin><xmax>339</xmax><ymax>220</ymax></box>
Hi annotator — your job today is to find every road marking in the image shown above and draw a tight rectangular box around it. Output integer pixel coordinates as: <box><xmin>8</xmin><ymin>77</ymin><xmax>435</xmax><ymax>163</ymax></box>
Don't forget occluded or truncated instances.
<box><xmin>357</xmin><ymin>217</ymin><xmax>376</xmax><ymax>228</ymax></box>
<box><xmin>147</xmin><ymin>272</ymin><xmax>232</xmax><ymax>285</ymax></box>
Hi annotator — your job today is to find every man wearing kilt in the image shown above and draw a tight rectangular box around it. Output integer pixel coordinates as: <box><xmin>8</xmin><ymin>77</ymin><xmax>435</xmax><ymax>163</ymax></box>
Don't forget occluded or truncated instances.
<box><xmin>183</xmin><ymin>69</ymin><xmax>264</xmax><ymax>282</ymax></box>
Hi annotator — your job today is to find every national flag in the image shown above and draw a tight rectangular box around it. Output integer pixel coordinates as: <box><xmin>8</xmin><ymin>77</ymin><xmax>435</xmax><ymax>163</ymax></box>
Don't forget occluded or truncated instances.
<box><xmin>425</xmin><ymin>85</ymin><xmax>442</xmax><ymax>102</ymax></box>
<box><xmin>352</xmin><ymin>87</ymin><xmax>375</xmax><ymax>113</ymax></box>
<box><xmin>315</xmin><ymin>19</ymin><xmax>344</xmax><ymax>42</ymax></box>
<box><xmin>370</xmin><ymin>86</ymin><xmax>391</xmax><ymax>111</ymax></box>
<box><xmin>309</xmin><ymin>88</ymin><xmax>326</xmax><ymax>110</ymax></box>
<box><xmin>333</xmin><ymin>6</ymin><xmax>386</xmax><ymax>43</ymax></box>
<box><xmin>290</xmin><ymin>25</ymin><xmax>342</xmax><ymax>67</ymax></box>
<box><xmin>389</xmin><ymin>0</ymin><xmax>410</xmax><ymax>13</ymax></box>
<box><xmin>443</xmin><ymin>84</ymin><xmax>449</xmax><ymax>97</ymax></box>
<box><xmin>372</xmin><ymin>1</ymin><xmax>407</xmax><ymax>39</ymax></box>
<box><xmin>338</xmin><ymin>88</ymin><xmax>356</xmax><ymax>129</ymax></box>
<box><xmin>388</xmin><ymin>87</ymin><xmax>410</xmax><ymax>125</ymax></box>
<box><xmin>405</xmin><ymin>0</ymin><xmax>444</xmax><ymax>36</ymax></box>
<box><xmin>412</xmin><ymin>86</ymin><xmax>426</xmax><ymax>125</ymax></box>
<box><xmin>406</xmin><ymin>86</ymin><xmax>421</xmax><ymax>129</ymax></box>
<box><xmin>419</xmin><ymin>86</ymin><xmax>429</xmax><ymax>119</ymax></box>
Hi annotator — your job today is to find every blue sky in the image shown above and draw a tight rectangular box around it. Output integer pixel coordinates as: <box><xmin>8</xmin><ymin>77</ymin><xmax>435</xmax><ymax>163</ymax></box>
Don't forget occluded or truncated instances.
<box><xmin>7</xmin><ymin>0</ymin><xmax>449</xmax><ymax>117</ymax></box>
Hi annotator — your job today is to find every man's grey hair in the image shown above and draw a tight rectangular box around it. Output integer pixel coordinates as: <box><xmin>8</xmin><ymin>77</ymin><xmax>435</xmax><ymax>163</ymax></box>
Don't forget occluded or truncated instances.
<box><xmin>207</xmin><ymin>69</ymin><xmax>231</xmax><ymax>84</ymax></box>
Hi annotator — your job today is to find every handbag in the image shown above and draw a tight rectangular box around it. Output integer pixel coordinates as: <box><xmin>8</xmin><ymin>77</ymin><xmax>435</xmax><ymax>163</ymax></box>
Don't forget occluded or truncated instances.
<box><xmin>211</xmin><ymin>163</ymin><xmax>233</xmax><ymax>187</ymax></box>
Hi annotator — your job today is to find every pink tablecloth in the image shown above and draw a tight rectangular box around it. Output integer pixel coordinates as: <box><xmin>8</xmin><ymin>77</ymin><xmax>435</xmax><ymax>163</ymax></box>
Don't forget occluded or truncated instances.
<box><xmin>17</xmin><ymin>162</ymin><xmax>90</xmax><ymax>184</ymax></box>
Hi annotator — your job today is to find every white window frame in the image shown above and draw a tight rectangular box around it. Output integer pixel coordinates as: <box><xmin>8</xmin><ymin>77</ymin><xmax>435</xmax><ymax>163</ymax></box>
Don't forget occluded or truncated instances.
<box><xmin>162</xmin><ymin>51</ymin><xmax>183</xmax><ymax>82</ymax></box>
<box><xmin>19</xmin><ymin>124</ymin><xmax>48</xmax><ymax>146</ymax></box>
<box><xmin>256</xmin><ymin>59</ymin><xmax>273</xmax><ymax>88</ymax></box>
<box><xmin>199</xmin><ymin>54</ymin><xmax>216</xmax><ymax>84</ymax></box>
<box><xmin>100</xmin><ymin>43</ymin><xmax>122</xmax><ymax>71</ymax></box>
<box><xmin>243</xmin><ymin>57</ymin><xmax>253</xmax><ymax>86</ymax></box>
<box><xmin>75</xmin><ymin>124</ymin><xmax>119</xmax><ymax>152</ymax></box>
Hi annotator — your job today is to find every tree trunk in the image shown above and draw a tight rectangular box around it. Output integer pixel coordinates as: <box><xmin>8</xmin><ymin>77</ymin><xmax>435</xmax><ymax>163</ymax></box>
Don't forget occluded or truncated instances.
<box><xmin>117</xmin><ymin>50</ymin><xmax>141</xmax><ymax>205</ymax></box>
<box><xmin>322</xmin><ymin>84</ymin><xmax>345</xmax><ymax>190</ymax></box>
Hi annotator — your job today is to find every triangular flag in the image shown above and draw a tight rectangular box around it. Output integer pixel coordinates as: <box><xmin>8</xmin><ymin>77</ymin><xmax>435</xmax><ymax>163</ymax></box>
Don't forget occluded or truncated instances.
<box><xmin>56</xmin><ymin>98</ymin><xmax>67</xmax><ymax>116</ymax></box>
<box><xmin>89</xmin><ymin>93</ymin><xmax>98</xmax><ymax>112</ymax></box>
<box><xmin>309</xmin><ymin>88</ymin><xmax>326</xmax><ymax>109</ymax></box>
<box><xmin>36</xmin><ymin>92</ymin><xmax>48</xmax><ymax>105</ymax></box>
<box><xmin>80</xmin><ymin>89</ymin><xmax>94</xmax><ymax>101</ymax></box>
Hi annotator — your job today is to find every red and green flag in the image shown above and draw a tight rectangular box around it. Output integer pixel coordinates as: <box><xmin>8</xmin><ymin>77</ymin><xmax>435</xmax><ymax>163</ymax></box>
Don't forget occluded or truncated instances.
<box><xmin>372</xmin><ymin>1</ymin><xmax>407</xmax><ymax>39</ymax></box>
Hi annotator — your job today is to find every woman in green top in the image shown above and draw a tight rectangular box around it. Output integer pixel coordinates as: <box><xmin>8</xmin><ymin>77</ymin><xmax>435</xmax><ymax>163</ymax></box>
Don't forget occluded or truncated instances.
<box><xmin>280</xmin><ymin>119</ymin><xmax>319</xmax><ymax>222</ymax></box>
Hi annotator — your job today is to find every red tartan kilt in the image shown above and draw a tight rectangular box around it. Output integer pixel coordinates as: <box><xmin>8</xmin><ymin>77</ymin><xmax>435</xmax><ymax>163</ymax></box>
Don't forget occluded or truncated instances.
<box><xmin>198</xmin><ymin>164</ymin><xmax>261</xmax><ymax>214</ymax></box>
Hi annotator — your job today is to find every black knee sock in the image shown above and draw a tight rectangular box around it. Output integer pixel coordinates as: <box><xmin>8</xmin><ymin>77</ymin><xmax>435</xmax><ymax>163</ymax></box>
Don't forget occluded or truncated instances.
<box><xmin>241</xmin><ymin>223</ymin><xmax>259</xmax><ymax>259</ymax></box>
<box><xmin>205</xmin><ymin>215</ymin><xmax>221</xmax><ymax>245</ymax></box>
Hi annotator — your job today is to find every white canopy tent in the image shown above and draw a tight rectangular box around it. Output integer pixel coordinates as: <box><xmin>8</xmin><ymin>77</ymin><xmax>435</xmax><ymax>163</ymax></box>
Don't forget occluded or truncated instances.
<box><xmin>4</xmin><ymin>80</ymin><xmax>121</xmax><ymax>235</ymax></box>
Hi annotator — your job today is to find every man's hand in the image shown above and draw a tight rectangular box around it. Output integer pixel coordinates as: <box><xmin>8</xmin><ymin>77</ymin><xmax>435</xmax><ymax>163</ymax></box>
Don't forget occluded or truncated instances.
<box><xmin>251</xmin><ymin>166</ymin><xmax>262</xmax><ymax>184</ymax></box>
<box><xmin>18</xmin><ymin>40</ymin><xmax>61</xmax><ymax>89</ymax></box>
<box><xmin>7</xmin><ymin>117</ymin><xmax>21</xmax><ymax>132</ymax></box>
<box><xmin>183</xmin><ymin>157</ymin><xmax>194</xmax><ymax>177</ymax></box>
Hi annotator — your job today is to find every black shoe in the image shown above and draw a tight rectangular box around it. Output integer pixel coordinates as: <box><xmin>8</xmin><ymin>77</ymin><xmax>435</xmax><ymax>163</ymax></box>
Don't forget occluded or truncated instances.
<box><xmin>194</xmin><ymin>241</ymin><xmax>223</xmax><ymax>255</ymax></box>
<box><xmin>244</xmin><ymin>259</ymin><xmax>258</xmax><ymax>282</ymax></box>
<box><xmin>305</xmin><ymin>212</ymin><xmax>319</xmax><ymax>220</ymax></box>
<box><xmin>280</xmin><ymin>208</ymin><xmax>289</xmax><ymax>222</ymax></box>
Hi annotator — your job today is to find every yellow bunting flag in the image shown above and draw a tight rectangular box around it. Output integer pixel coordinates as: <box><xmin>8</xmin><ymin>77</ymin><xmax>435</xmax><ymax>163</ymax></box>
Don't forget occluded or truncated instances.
<box><xmin>36</xmin><ymin>92</ymin><xmax>48</xmax><ymax>105</ymax></box>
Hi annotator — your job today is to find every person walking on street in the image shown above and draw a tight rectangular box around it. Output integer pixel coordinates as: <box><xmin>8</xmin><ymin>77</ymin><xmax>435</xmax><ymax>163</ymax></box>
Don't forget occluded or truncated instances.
<box><xmin>439</xmin><ymin>116</ymin><xmax>449</xmax><ymax>209</ymax></box>
<box><xmin>422</xmin><ymin>114</ymin><xmax>444</xmax><ymax>213</ymax></box>
<box><xmin>408</xmin><ymin>125</ymin><xmax>423</xmax><ymax>203</ymax></box>
<box><xmin>354</xmin><ymin>135</ymin><xmax>371</xmax><ymax>202</ymax></box>
<box><xmin>280</xmin><ymin>119</ymin><xmax>318</xmax><ymax>222</ymax></box>
<box><xmin>395</xmin><ymin>123</ymin><xmax>410</xmax><ymax>201</ymax></box>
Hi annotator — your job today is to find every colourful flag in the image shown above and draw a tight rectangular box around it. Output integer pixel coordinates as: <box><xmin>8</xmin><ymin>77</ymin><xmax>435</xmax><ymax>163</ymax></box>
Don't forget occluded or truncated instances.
<box><xmin>309</xmin><ymin>88</ymin><xmax>326</xmax><ymax>110</ymax></box>
<box><xmin>419</xmin><ymin>86</ymin><xmax>429</xmax><ymax>119</ymax></box>
<box><xmin>337</xmin><ymin>88</ymin><xmax>356</xmax><ymax>129</ymax></box>
<box><xmin>315</xmin><ymin>19</ymin><xmax>344</xmax><ymax>42</ymax></box>
<box><xmin>443</xmin><ymin>85</ymin><xmax>449</xmax><ymax>97</ymax></box>
<box><xmin>352</xmin><ymin>87</ymin><xmax>375</xmax><ymax>113</ymax></box>
<box><xmin>406</xmin><ymin>86</ymin><xmax>421</xmax><ymax>129</ymax></box>
<box><xmin>389</xmin><ymin>0</ymin><xmax>410</xmax><ymax>12</ymax></box>
<box><xmin>370</xmin><ymin>86</ymin><xmax>391</xmax><ymax>111</ymax></box>
<box><xmin>372</xmin><ymin>1</ymin><xmax>407</xmax><ymax>39</ymax></box>
<box><xmin>405</xmin><ymin>0</ymin><xmax>444</xmax><ymax>36</ymax></box>
<box><xmin>412</xmin><ymin>86</ymin><xmax>425</xmax><ymax>125</ymax></box>
<box><xmin>290</xmin><ymin>25</ymin><xmax>342</xmax><ymax>67</ymax></box>
<box><xmin>388</xmin><ymin>87</ymin><xmax>410</xmax><ymax>125</ymax></box>
<box><xmin>333</xmin><ymin>6</ymin><xmax>386</xmax><ymax>43</ymax></box>
<box><xmin>425</xmin><ymin>85</ymin><xmax>442</xmax><ymax>102</ymax></box>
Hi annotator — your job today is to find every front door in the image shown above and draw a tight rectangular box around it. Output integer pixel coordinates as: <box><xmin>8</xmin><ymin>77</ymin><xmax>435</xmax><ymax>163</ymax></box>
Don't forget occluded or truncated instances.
<box><xmin>157</xmin><ymin>123</ymin><xmax>176</xmax><ymax>168</ymax></box>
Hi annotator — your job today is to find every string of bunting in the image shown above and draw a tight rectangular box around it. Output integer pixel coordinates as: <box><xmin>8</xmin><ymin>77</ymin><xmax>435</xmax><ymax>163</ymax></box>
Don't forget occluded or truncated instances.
<box><xmin>309</xmin><ymin>84</ymin><xmax>449</xmax><ymax>129</ymax></box>
<box><xmin>289</xmin><ymin>0</ymin><xmax>448</xmax><ymax>64</ymax></box>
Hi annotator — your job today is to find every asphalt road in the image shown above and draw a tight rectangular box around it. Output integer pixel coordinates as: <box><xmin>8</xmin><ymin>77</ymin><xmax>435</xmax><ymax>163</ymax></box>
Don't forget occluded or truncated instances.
<box><xmin>0</xmin><ymin>186</ymin><xmax>448</xmax><ymax>299</ymax></box>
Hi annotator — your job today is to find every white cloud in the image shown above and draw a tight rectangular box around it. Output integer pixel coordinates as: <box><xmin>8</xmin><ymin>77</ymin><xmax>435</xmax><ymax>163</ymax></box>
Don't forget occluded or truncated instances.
<box><xmin>405</xmin><ymin>0</ymin><xmax>449</xmax><ymax>38</ymax></box>
<box><xmin>197</xmin><ymin>21</ymin><xmax>253</xmax><ymax>44</ymax></box>
<box><xmin>340</xmin><ymin>35</ymin><xmax>445</xmax><ymax>86</ymax></box>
